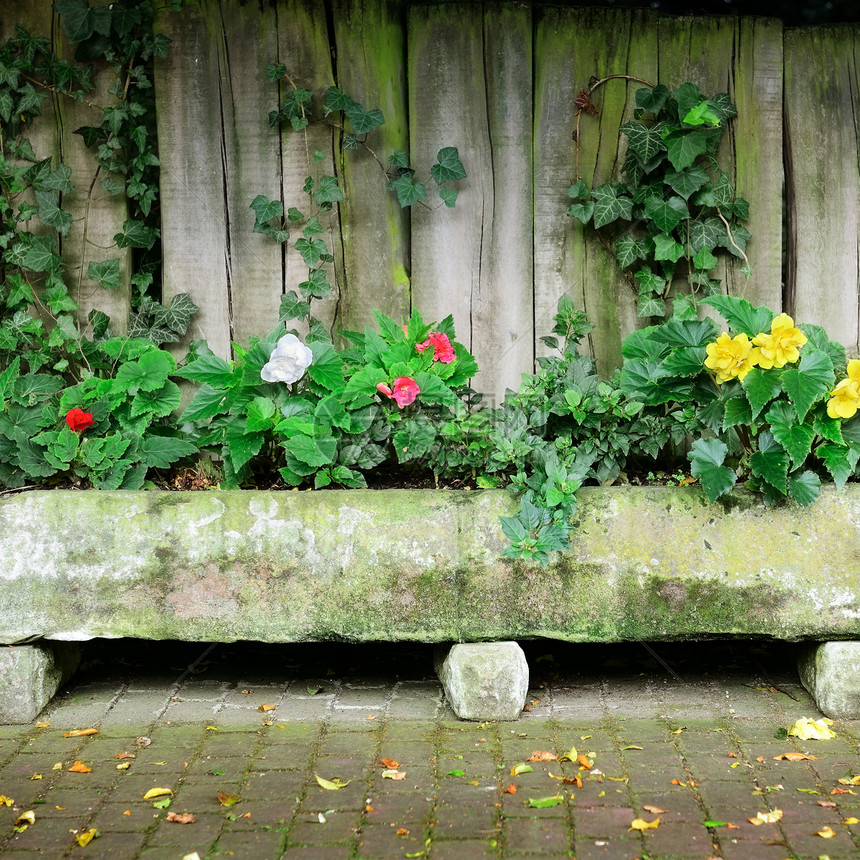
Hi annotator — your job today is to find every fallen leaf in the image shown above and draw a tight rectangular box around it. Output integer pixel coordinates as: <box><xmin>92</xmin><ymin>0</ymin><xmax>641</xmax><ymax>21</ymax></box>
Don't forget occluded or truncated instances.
<box><xmin>167</xmin><ymin>812</ymin><xmax>195</xmax><ymax>824</ymax></box>
<box><xmin>832</xmin><ymin>787</ymin><xmax>855</xmax><ymax>795</ymax></box>
<box><xmin>52</xmin><ymin>763</ymin><xmax>62</xmax><ymax>770</ymax></box>
<box><xmin>123</xmin><ymin>811</ymin><xmax>131</xmax><ymax>816</ymax></box>
<box><xmin>670</xmin><ymin>727</ymin><xmax>687</xmax><ymax>734</ymax></box>
<box><xmin>182</xmin><ymin>854</ymin><xmax>201</xmax><ymax>860</ymax></box>
<box><xmin>134</xmin><ymin>736</ymin><xmax>152</xmax><ymax>747</ymax></box>
<box><xmin>307</xmin><ymin>685</ymin><xmax>322</xmax><ymax>695</ymax></box>
<box><xmin>116</xmin><ymin>763</ymin><xmax>131</xmax><ymax>770</ymax></box>
<box><xmin>396</xmin><ymin>828</ymin><xmax>409</xmax><ymax>835</ymax></box>
<box><xmin>797</xmin><ymin>788</ymin><xmax>820</xmax><ymax>794</ymax></box>
<box><xmin>34</xmin><ymin>721</ymin><xmax>50</xmax><ymax>728</ymax></box>
<box><xmin>217</xmin><ymin>792</ymin><xmax>240</xmax><ymax>807</ymax></box>
<box><xmin>29</xmin><ymin>774</ymin><xmax>42</xmax><ymax>780</ymax></box>
<box><xmin>818</xmin><ymin>800</ymin><xmax>837</xmax><ymax>808</ymax></box>
<box><xmin>382</xmin><ymin>770</ymin><xmax>406</xmax><ymax>780</ymax></box>
<box><xmin>757</xmin><ymin>756</ymin><xmax>765</xmax><ymax>763</ymax></box>
<box><xmin>0</xmin><ymin>796</ymin><xmax>13</xmax><ymax>807</ymax></box>
<box><xmin>67</xmin><ymin>761</ymin><xmax>91</xmax><ymax>773</ymax></box>
<box><xmin>366</xmin><ymin>715</ymin><xmax>376</xmax><ymax>721</ymax></box>
<box><xmin>844</xmin><ymin>817</ymin><xmax>860</xmax><ymax>825</ymax></box>
<box><xmin>726</xmin><ymin>823</ymin><xmax>740</xmax><ymax>829</ymax></box>
<box><xmin>789</xmin><ymin>717</ymin><xmax>836</xmax><ymax>740</ymax></box>
<box><xmin>728</xmin><ymin>752</ymin><xmax>737</xmax><ymax>758</ymax></box>
<box><xmin>629</xmin><ymin>817</ymin><xmax>660</xmax><ymax>831</ymax></box>
<box><xmin>643</xmin><ymin>805</ymin><xmax>667</xmax><ymax>814</ymax></box>
<box><xmin>318</xmin><ymin>811</ymin><xmax>326</xmax><ymax>824</ymax></box>
<box><xmin>528</xmin><ymin>794</ymin><xmax>564</xmax><ymax>808</ymax></box>
<box><xmin>579</xmin><ymin>735</ymin><xmax>592</xmax><ymax>741</ymax></box>
<box><xmin>315</xmin><ymin>775</ymin><xmax>350</xmax><ymax>790</ymax></box>
<box><xmin>558</xmin><ymin>747</ymin><xmax>577</xmax><ymax>762</ymax></box>
<box><xmin>622</xmin><ymin>745</ymin><xmax>644</xmax><ymax>751</ymax></box>
<box><xmin>549</xmin><ymin>772</ymin><xmax>581</xmax><ymax>787</ymax></box>
<box><xmin>258</xmin><ymin>704</ymin><xmax>276</xmax><ymax>712</ymax></box>
<box><xmin>773</xmin><ymin>752</ymin><xmax>817</xmax><ymax>761</ymax></box>
<box><xmin>15</xmin><ymin>811</ymin><xmax>35</xmax><ymax>826</ymax></box>
<box><xmin>445</xmin><ymin>769</ymin><xmax>465</xmax><ymax>777</ymax></box>
<box><xmin>511</xmin><ymin>763</ymin><xmax>533</xmax><ymax>777</ymax></box>
<box><xmin>116</xmin><ymin>752</ymin><xmax>135</xmax><ymax>760</ymax></box>
<box><xmin>55</xmin><ymin>806</ymin><xmax>65</xmax><ymax>811</ymax></box>
<box><xmin>75</xmin><ymin>829</ymin><xmax>99</xmax><ymax>847</ymax></box>
<box><xmin>816</xmin><ymin>826</ymin><xmax>836</xmax><ymax>838</ymax></box>
<box><xmin>503</xmin><ymin>783</ymin><xmax>517</xmax><ymax>794</ymax></box>
<box><xmin>838</xmin><ymin>775</ymin><xmax>860</xmax><ymax>786</ymax></box>
<box><xmin>748</xmin><ymin>809</ymin><xmax>783</xmax><ymax>825</ymax></box>
<box><xmin>142</xmin><ymin>788</ymin><xmax>173</xmax><ymax>800</ymax></box>
<box><xmin>241</xmin><ymin>689</ymin><xmax>252</xmax><ymax>695</ymax></box>
<box><xmin>526</xmin><ymin>751</ymin><xmax>557</xmax><ymax>762</ymax></box>
<box><xmin>63</xmin><ymin>728</ymin><xmax>98</xmax><ymax>738</ymax></box>
<box><xmin>205</xmin><ymin>726</ymin><xmax>217</xmax><ymax>732</ymax></box>
<box><xmin>379</xmin><ymin>758</ymin><xmax>399</xmax><ymax>769</ymax></box>
<box><xmin>577</xmin><ymin>754</ymin><xmax>594</xmax><ymax>770</ymax></box>
<box><xmin>703</xmin><ymin>819</ymin><xmax>729</xmax><ymax>827</ymax></box>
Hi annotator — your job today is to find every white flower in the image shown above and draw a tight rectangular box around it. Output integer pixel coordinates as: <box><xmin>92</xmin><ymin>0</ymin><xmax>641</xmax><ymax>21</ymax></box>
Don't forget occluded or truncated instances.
<box><xmin>260</xmin><ymin>333</ymin><xmax>313</xmax><ymax>384</ymax></box>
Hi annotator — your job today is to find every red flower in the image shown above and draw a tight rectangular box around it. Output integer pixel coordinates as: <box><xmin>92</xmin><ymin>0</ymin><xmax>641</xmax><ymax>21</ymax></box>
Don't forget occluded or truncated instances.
<box><xmin>377</xmin><ymin>377</ymin><xmax>420</xmax><ymax>408</ymax></box>
<box><xmin>416</xmin><ymin>331</ymin><xmax>455</xmax><ymax>363</ymax></box>
<box><xmin>66</xmin><ymin>408</ymin><xmax>94</xmax><ymax>433</ymax></box>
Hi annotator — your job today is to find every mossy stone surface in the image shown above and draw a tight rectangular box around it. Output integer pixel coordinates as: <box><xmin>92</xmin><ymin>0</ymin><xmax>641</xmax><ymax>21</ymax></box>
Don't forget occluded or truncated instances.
<box><xmin>2</xmin><ymin>486</ymin><xmax>859</xmax><ymax>644</ymax></box>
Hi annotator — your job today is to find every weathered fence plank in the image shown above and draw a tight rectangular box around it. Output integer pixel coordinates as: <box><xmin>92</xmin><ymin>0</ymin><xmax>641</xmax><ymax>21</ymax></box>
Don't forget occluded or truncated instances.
<box><xmin>155</xmin><ymin>0</ymin><xmax>233</xmax><ymax>359</ymax></box>
<box><xmin>785</xmin><ymin>25</ymin><xmax>860</xmax><ymax>355</ymax></box>
<box><xmin>331</xmin><ymin>0</ymin><xmax>411</xmax><ymax>334</ymax></box>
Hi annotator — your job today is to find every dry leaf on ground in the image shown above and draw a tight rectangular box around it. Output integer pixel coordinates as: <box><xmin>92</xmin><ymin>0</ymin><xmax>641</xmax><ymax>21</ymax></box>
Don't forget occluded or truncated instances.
<box><xmin>382</xmin><ymin>770</ymin><xmax>406</xmax><ymax>780</ymax></box>
<box><xmin>217</xmin><ymin>792</ymin><xmax>240</xmax><ymax>807</ymax></box>
<box><xmin>816</xmin><ymin>825</ymin><xmax>836</xmax><ymax>838</ymax></box>
<box><xmin>789</xmin><ymin>717</ymin><xmax>836</xmax><ymax>740</ymax></box>
<box><xmin>142</xmin><ymin>788</ymin><xmax>172</xmax><ymax>800</ymax></box>
<box><xmin>67</xmin><ymin>761</ymin><xmax>91</xmax><ymax>773</ymax></box>
<box><xmin>549</xmin><ymin>772</ymin><xmax>581</xmax><ymax>787</ymax></box>
<box><xmin>748</xmin><ymin>809</ymin><xmax>783</xmax><ymax>825</ymax></box>
<box><xmin>577</xmin><ymin>754</ymin><xmax>594</xmax><ymax>770</ymax></box>
<box><xmin>503</xmin><ymin>783</ymin><xmax>517</xmax><ymax>794</ymax></box>
<box><xmin>629</xmin><ymin>817</ymin><xmax>660</xmax><ymax>831</ymax></box>
<box><xmin>315</xmin><ymin>775</ymin><xmax>350</xmax><ymax>790</ymax></box>
<box><xmin>379</xmin><ymin>758</ymin><xmax>399</xmax><ymax>769</ymax></box>
<box><xmin>63</xmin><ymin>728</ymin><xmax>98</xmax><ymax>738</ymax></box>
<box><xmin>166</xmin><ymin>812</ymin><xmax>195</xmax><ymax>824</ymax></box>
<box><xmin>258</xmin><ymin>704</ymin><xmax>276</xmax><ymax>712</ymax></box>
<box><xmin>75</xmin><ymin>829</ymin><xmax>99</xmax><ymax>847</ymax></box>
<box><xmin>526</xmin><ymin>751</ymin><xmax>557</xmax><ymax>762</ymax></box>
<box><xmin>15</xmin><ymin>811</ymin><xmax>35</xmax><ymax>826</ymax></box>
<box><xmin>773</xmin><ymin>752</ymin><xmax>817</xmax><ymax>761</ymax></box>
<box><xmin>643</xmin><ymin>805</ymin><xmax>668</xmax><ymax>814</ymax></box>
<box><xmin>396</xmin><ymin>828</ymin><xmax>409</xmax><ymax>835</ymax></box>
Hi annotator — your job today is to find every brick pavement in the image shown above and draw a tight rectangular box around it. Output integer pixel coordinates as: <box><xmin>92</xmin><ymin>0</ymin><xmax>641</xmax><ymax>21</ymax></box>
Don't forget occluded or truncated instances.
<box><xmin>0</xmin><ymin>640</ymin><xmax>859</xmax><ymax>859</ymax></box>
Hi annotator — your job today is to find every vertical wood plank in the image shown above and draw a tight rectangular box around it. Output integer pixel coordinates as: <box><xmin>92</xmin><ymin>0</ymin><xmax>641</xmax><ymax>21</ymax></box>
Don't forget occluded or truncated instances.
<box><xmin>275</xmin><ymin>0</ymin><xmax>340</xmax><ymax>337</ymax></box>
<box><xmin>331</xmin><ymin>0</ymin><xmax>411</xmax><ymax>334</ymax></box>
<box><xmin>154</xmin><ymin>0</ymin><xmax>232</xmax><ymax>358</ymax></box>
<box><xmin>785</xmin><ymin>26</ymin><xmax>860</xmax><ymax>354</ymax></box>
<box><xmin>408</xmin><ymin>2</ymin><xmax>532</xmax><ymax>401</ymax></box>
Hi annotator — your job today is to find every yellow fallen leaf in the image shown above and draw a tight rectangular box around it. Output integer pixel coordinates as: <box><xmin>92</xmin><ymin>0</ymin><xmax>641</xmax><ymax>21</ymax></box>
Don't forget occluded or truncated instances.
<box><xmin>182</xmin><ymin>854</ymin><xmax>202</xmax><ymax>860</ymax></box>
<box><xmin>526</xmin><ymin>751</ymin><xmax>557</xmax><ymax>762</ymax></box>
<box><xmin>123</xmin><ymin>810</ymin><xmax>131</xmax><ymax>816</ymax></box>
<box><xmin>577</xmin><ymin>754</ymin><xmax>594</xmax><ymax>770</ymax></box>
<box><xmin>0</xmin><ymin>796</ymin><xmax>13</xmax><ymax>807</ymax></box>
<box><xmin>838</xmin><ymin>775</ymin><xmax>860</xmax><ymax>786</ymax></box>
<box><xmin>748</xmin><ymin>809</ymin><xmax>783</xmax><ymax>825</ymax></box>
<box><xmin>774</xmin><ymin>752</ymin><xmax>817</xmax><ymax>761</ymax></box>
<box><xmin>16</xmin><ymin>811</ymin><xmax>35</xmax><ymax>826</ymax></box>
<box><xmin>816</xmin><ymin>826</ymin><xmax>836</xmax><ymax>838</ymax></box>
<box><xmin>52</xmin><ymin>763</ymin><xmax>62</xmax><ymax>770</ymax></box>
<box><xmin>622</xmin><ymin>745</ymin><xmax>643</xmax><ymax>751</ymax></box>
<box><xmin>558</xmin><ymin>747</ymin><xmax>577</xmax><ymax>762</ymax></box>
<box><xmin>34</xmin><ymin>721</ymin><xmax>50</xmax><ymax>728</ymax></box>
<box><xmin>75</xmin><ymin>829</ymin><xmax>99</xmax><ymax>847</ymax></box>
<box><xmin>116</xmin><ymin>762</ymin><xmax>131</xmax><ymax>770</ymax></box>
<box><xmin>205</xmin><ymin>726</ymin><xmax>218</xmax><ymax>731</ymax></box>
<box><xmin>63</xmin><ymin>728</ymin><xmax>98</xmax><ymax>738</ymax></box>
<box><xmin>382</xmin><ymin>770</ymin><xmax>406</xmax><ymax>780</ymax></box>
<box><xmin>844</xmin><ymin>817</ymin><xmax>859</xmax><ymax>825</ymax></box>
<box><xmin>579</xmin><ymin>735</ymin><xmax>592</xmax><ymax>741</ymax></box>
<box><xmin>29</xmin><ymin>774</ymin><xmax>42</xmax><ymax>780</ymax></box>
<box><xmin>67</xmin><ymin>761</ymin><xmax>91</xmax><ymax>773</ymax></box>
<box><xmin>789</xmin><ymin>717</ymin><xmax>836</xmax><ymax>740</ymax></box>
<box><xmin>548</xmin><ymin>772</ymin><xmax>581</xmax><ymax>787</ymax></box>
<box><xmin>142</xmin><ymin>788</ymin><xmax>173</xmax><ymax>800</ymax></box>
<box><xmin>55</xmin><ymin>806</ymin><xmax>66</xmax><ymax>811</ymax></box>
<box><xmin>643</xmin><ymin>805</ymin><xmax>668</xmax><ymax>814</ymax></box>
<box><xmin>832</xmin><ymin>787</ymin><xmax>856</xmax><ymax>795</ymax></box>
<box><xmin>629</xmin><ymin>817</ymin><xmax>660</xmax><ymax>831</ymax></box>
<box><xmin>670</xmin><ymin>727</ymin><xmax>686</xmax><ymax>734</ymax></box>
<box><xmin>511</xmin><ymin>763</ymin><xmax>533</xmax><ymax>777</ymax></box>
<box><xmin>258</xmin><ymin>704</ymin><xmax>276</xmax><ymax>712</ymax></box>
<box><xmin>217</xmin><ymin>792</ymin><xmax>240</xmax><ymax>807</ymax></box>
<box><xmin>315</xmin><ymin>774</ymin><xmax>351</xmax><ymax>790</ymax></box>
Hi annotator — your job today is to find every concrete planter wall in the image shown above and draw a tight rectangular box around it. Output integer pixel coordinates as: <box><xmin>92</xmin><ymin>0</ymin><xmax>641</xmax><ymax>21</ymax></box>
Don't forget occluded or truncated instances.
<box><xmin>2</xmin><ymin>485</ymin><xmax>860</xmax><ymax>720</ymax></box>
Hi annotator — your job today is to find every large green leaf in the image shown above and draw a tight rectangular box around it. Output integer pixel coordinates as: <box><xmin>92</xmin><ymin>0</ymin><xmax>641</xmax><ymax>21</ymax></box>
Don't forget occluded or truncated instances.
<box><xmin>307</xmin><ymin>341</ymin><xmax>345</xmax><ymax>392</ymax></box>
<box><xmin>653</xmin><ymin>233</ymin><xmax>684</xmax><ymax>263</ymax></box>
<box><xmin>688</xmin><ymin>217</ymin><xmax>726</xmax><ymax>254</ymax></box>
<box><xmin>614</xmin><ymin>235</ymin><xmax>649</xmax><ymax>269</ymax></box>
<box><xmin>779</xmin><ymin>349</ymin><xmax>834</xmax><ymax>423</ymax></box>
<box><xmin>644</xmin><ymin>195</ymin><xmax>688</xmax><ymax>232</ymax></box>
<box><xmin>766</xmin><ymin>401</ymin><xmax>814</xmax><ymax>467</ymax></box>
<box><xmin>389</xmin><ymin>174</ymin><xmax>426</xmax><ymax>207</ymax></box>
<box><xmin>619</xmin><ymin>122</ymin><xmax>666</xmax><ymax>164</ymax></box>
<box><xmin>635</xmin><ymin>84</ymin><xmax>670</xmax><ymax>113</ymax></box>
<box><xmin>286</xmin><ymin>432</ymin><xmax>337</xmax><ymax>469</ymax></box>
<box><xmin>816</xmin><ymin>442</ymin><xmax>853</xmax><ymax>490</ymax></box>
<box><xmin>722</xmin><ymin>396</ymin><xmax>752</xmax><ymax>430</ymax></box>
<box><xmin>660</xmin><ymin>347</ymin><xmax>707</xmax><ymax>377</ymax></box>
<box><xmin>175</xmin><ymin>354</ymin><xmax>236</xmax><ymax>388</ymax></box>
<box><xmin>689</xmin><ymin>437</ymin><xmax>736</xmax><ymax>502</ymax></box>
<box><xmin>35</xmin><ymin>190</ymin><xmax>72</xmax><ymax>236</ymax></box>
<box><xmin>138</xmin><ymin>436</ymin><xmax>197</xmax><ymax>468</ymax></box>
<box><xmin>749</xmin><ymin>430</ymin><xmax>788</xmax><ymax>493</ymax></box>
<box><xmin>621</xmin><ymin>327</ymin><xmax>668</xmax><ymax>359</ymax></box>
<box><xmin>786</xmin><ymin>469</ymin><xmax>820</xmax><ymax>507</ymax></box>
<box><xmin>592</xmin><ymin>183</ymin><xmax>633</xmax><ymax>229</ymax></box>
<box><xmin>393</xmin><ymin>416</ymin><xmax>436</xmax><ymax>462</ymax></box>
<box><xmin>741</xmin><ymin>367</ymin><xmax>783</xmax><ymax>420</ymax></box>
<box><xmin>664</xmin><ymin>165</ymin><xmax>709</xmax><ymax>200</ymax></box>
<box><xmin>114</xmin><ymin>349</ymin><xmax>176</xmax><ymax>393</ymax></box>
<box><xmin>180</xmin><ymin>384</ymin><xmax>227</xmax><ymax>423</ymax></box>
<box><xmin>703</xmin><ymin>295</ymin><xmax>774</xmax><ymax>338</ymax></box>
<box><xmin>619</xmin><ymin>358</ymin><xmax>693</xmax><ymax>404</ymax></box>
<box><xmin>648</xmin><ymin>318</ymin><xmax>720</xmax><ymax>348</ymax></box>
<box><xmin>663</xmin><ymin>128</ymin><xmax>710</xmax><ymax>170</ymax></box>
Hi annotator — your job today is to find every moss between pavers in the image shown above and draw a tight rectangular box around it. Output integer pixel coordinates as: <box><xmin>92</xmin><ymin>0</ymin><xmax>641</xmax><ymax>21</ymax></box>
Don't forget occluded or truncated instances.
<box><xmin>3</xmin><ymin>486</ymin><xmax>860</xmax><ymax>644</ymax></box>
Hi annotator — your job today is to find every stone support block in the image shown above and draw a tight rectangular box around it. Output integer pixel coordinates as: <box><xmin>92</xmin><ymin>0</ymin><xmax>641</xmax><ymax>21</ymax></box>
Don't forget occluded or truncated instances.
<box><xmin>798</xmin><ymin>641</ymin><xmax>860</xmax><ymax>719</ymax></box>
<box><xmin>435</xmin><ymin>642</ymin><xmax>528</xmax><ymax>721</ymax></box>
<box><xmin>0</xmin><ymin>642</ymin><xmax>80</xmax><ymax>723</ymax></box>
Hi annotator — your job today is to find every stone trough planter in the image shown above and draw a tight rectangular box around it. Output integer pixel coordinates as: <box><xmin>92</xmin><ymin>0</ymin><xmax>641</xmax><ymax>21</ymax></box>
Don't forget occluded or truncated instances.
<box><xmin>2</xmin><ymin>485</ymin><xmax>860</xmax><ymax>722</ymax></box>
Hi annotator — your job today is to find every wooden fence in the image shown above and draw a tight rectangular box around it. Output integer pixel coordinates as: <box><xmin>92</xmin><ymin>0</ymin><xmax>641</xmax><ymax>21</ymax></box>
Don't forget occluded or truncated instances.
<box><xmin>3</xmin><ymin>2</ymin><xmax>860</xmax><ymax>401</ymax></box>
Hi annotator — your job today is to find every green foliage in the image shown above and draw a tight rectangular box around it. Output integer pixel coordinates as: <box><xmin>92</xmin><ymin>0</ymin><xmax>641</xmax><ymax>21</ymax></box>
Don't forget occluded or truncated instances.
<box><xmin>177</xmin><ymin>300</ymin><xmax>478</xmax><ymax>490</ymax></box>
<box><xmin>568</xmin><ymin>80</ymin><xmax>750</xmax><ymax>319</ymax></box>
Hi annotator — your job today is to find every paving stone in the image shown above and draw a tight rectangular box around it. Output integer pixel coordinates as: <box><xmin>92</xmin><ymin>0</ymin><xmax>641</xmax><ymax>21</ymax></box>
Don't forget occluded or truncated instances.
<box><xmin>503</xmin><ymin>815</ymin><xmax>570</xmax><ymax>853</ymax></box>
<box><xmin>356</xmin><ymin>822</ymin><xmax>426</xmax><ymax>857</ymax></box>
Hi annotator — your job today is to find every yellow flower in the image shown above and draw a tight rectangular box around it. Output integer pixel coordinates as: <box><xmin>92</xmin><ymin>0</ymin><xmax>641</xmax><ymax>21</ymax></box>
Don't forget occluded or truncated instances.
<box><xmin>750</xmin><ymin>313</ymin><xmax>807</xmax><ymax>369</ymax></box>
<box><xmin>827</xmin><ymin>359</ymin><xmax>860</xmax><ymax>419</ymax></box>
<box><xmin>704</xmin><ymin>332</ymin><xmax>756</xmax><ymax>383</ymax></box>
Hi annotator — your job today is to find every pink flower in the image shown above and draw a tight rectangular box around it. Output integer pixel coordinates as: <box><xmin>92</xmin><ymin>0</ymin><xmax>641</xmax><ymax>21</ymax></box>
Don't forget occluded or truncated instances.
<box><xmin>377</xmin><ymin>377</ymin><xmax>420</xmax><ymax>408</ymax></box>
<box><xmin>65</xmin><ymin>408</ymin><xmax>93</xmax><ymax>433</ymax></box>
<box><xmin>416</xmin><ymin>331</ymin><xmax>455</xmax><ymax>363</ymax></box>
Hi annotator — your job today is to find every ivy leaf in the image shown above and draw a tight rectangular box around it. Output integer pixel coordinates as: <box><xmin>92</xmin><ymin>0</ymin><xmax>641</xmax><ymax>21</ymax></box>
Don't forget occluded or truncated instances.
<box><xmin>663</xmin><ymin>128</ymin><xmax>710</xmax><ymax>171</ymax></box>
<box><xmin>673</xmin><ymin>82</ymin><xmax>704</xmax><ymax>116</ymax></box>
<box><xmin>567</xmin><ymin>179</ymin><xmax>588</xmax><ymax>200</ymax></box>
<box><xmin>250</xmin><ymin>195</ymin><xmax>284</xmax><ymax>230</ymax></box>
<box><xmin>344</xmin><ymin>103</ymin><xmax>384</xmax><ymax>135</ymax></box>
<box><xmin>749</xmin><ymin>430</ymin><xmax>789</xmax><ymax>493</ymax></box>
<box><xmin>644</xmin><ymin>195</ymin><xmax>689</xmax><ymax>232</ymax></box>
<box><xmin>324</xmin><ymin>86</ymin><xmax>354</xmax><ymax>113</ymax></box>
<box><xmin>688</xmin><ymin>217</ymin><xmax>726</xmax><ymax>254</ymax></box>
<box><xmin>665</xmin><ymin>165</ymin><xmax>709</xmax><ymax>200</ymax></box>
<box><xmin>683</xmin><ymin>101</ymin><xmax>721</xmax><ymax>127</ymax></box>
<box><xmin>779</xmin><ymin>350</ymin><xmax>834</xmax><ymax>423</ymax></box>
<box><xmin>35</xmin><ymin>190</ymin><xmax>72</xmax><ymax>236</ymax></box>
<box><xmin>637</xmin><ymin>293</ymin><xmax>666</xmax><ymax>318</ymax></box>
<box><xmin>591</xmin><ymin>183</ymin><xmax>633</xmax><ymax>229</ymax></box>
<box><xmin>653</xmin><ymin>233</ymin><xmax>684</xmax><ymax>263</ymax></box>
<box><xmin>619</xmin><ymin>122</ymin><xmax>666</xmax><ymax>165</ymax></box>
<box><xmin>114</xmin><ymin>219</ymin><xmax>159</xmax><ymax>250</ymax></box>
<box><xmin>87</xmin><ymin>259</ymin><xmax>121</xmax><ymax>290</ymax></box>
<box><xmin>568</xmin><ymin>200</ymin><xmax>595</xmax><ymax>223</ymax></box>
<box><xmin>298</xmin><ymin>269</ymin><xmax>331</xmax><ymax>300</ymax></box>
<box><xmin>388</xmin><ymin>174</ymin><xmax>426</xmax><ymax>207</ymax></box>
<box><xmin>613</xmin><ymin>235</ymin><xmax>648</xmax><ymax>269</ymax></box>
<box><xmin>689</xmin><ymin>437</ymin><xmax>736</xmax><ymax>502</ymax></box>
<box><xmin>439</xmin><ymin>187</ymin><xmax>458</xmax><ymax>208</ymax></box>
<box><xmin>431</xmin><ymin>147</ymin><xmax>466</xmax><ymax>184</ymax></box>
<box><xmin>312</xmin><ymin>176</ymin><xmax>343</xmax><ymax>206</ymax></box>
<box><xmin>635</xmin><ymin>84</ymin><xmax>670</xmax><ymax>114</ymax></box>
<box><xmin>787</xmin><ymin>469</ymin><xmax>820</xmax><ymax>507</ymax></box>
<box><xmin>388</xmin><ymin>150</ymin><xmax>409</xmax><ymax>168</ymax></box>
<box><xmin>702</xmin><ymin>295</ymin><xmax>775</xmax><ymax>338</ymax></box>
<box><xmin>295</xmin><ymin>238</ymin><xmax>327</xmax><ymax>267</ymax></box>
<box><xmin>766</xmin><ymin>401</ymin><xmax>815</xmax><ymax>467</ymax></box>
<box><xmin>692</xmin><ymin>248</ymin><xmax>718</xmax><ymax>270</ymax></box>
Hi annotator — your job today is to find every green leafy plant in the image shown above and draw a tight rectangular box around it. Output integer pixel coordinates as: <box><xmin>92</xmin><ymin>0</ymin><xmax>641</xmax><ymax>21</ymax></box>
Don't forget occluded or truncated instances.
<box><xmin>619</xmin><ymin>295</ymin><xmax>856</xmax><ymax>508</ymax></box>
<box><xmin>176</xmin><ymin>300</ymin><xmax>478</xmax><ymax>489</ymax></box>
<box><xmin>568</xmin><ymin>78</ymin><xmax>750</xmax><ymax>320</ymax></box>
